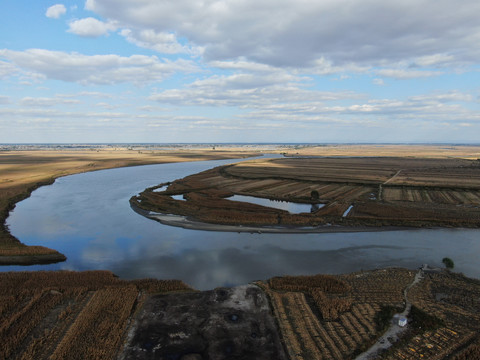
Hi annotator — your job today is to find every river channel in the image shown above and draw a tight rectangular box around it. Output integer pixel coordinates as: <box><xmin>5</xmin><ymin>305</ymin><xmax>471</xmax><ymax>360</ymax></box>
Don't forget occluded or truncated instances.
<box><xmin>5</xmin><ymin>156</ymin><xmax>480</xmax><ymax>290</ymax></box>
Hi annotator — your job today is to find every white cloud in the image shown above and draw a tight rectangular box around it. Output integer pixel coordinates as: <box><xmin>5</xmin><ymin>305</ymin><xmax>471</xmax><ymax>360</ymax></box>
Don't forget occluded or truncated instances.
<box><xmin>208</xmin><ymin>60</ymin><xmax>284</xmax><ymax>73</ymax></box>
<box><xmin>45</xmin><ymin>4</ymin><xmax>66</xmax><ymax>19</ymax></box>
<box><xmin>0</xmin><ymin>49</ymin><xmax>198</xmax><ymax>85</ymax></box>
<box><xmin>375</xmin><ymin>69</ymin><xmax>444</xmax><ymax>79</ymax></box>
<box><xmin>409</xmin><ymin>91</ymin><xmax>474</xmax><ymax>103</ymax></box>
<box><xmin>56</xmin><ymin>91</ymin><xmax>114</xmax><ymax>99</ymax></box>
<box><xmin>68</xmin><ymin>17</ymin><xmax>117</xmax><ymax>37</ymax></box>
<box><xmin>0</xmin><ymin>60</ymin><xmax>18</xmax><ymax>79</ymax></box>
<box><xmin>19</xmin><ymin>97</ymin><xmax>80</xmax><ymax>107</ymax></box>
<box><xmin>413</xmin><ymin>54</ymin><xmax>457</xmax><ymax>67</ymax></box>
<box><xmin>84</xmin><ymin>0</ymin><xmax>480</xmax><ymax>70</ymax></box>
<box><xmin>0</xmin><ymin>96</ymin><xmax>11</xmax><ymax>105</ymax></box>
<box><xmin>120</xmin><ymin>29</ymin><xmax>198</xmax><ymax>55</ymax></box>
<box><xmin>150</xmin><ymin>72</ymin><xmax>361</xmax><ymax>108</ymax></box>
<box><xmin>373</xmin><ymin>78</ymin><xmax>385</xmax><ymax>86</ymax></box>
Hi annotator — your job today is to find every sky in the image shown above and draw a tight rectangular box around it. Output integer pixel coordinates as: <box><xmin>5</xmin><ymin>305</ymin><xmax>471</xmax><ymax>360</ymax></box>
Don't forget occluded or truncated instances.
<box><xmin>1</xmin><ymin>0</ymin><xmax>480</xmax><ymax>143</ymax></box>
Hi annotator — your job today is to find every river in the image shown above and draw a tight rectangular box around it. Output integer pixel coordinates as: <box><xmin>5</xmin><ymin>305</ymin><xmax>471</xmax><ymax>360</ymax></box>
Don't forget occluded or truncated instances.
<box><xmin>4</xmin><ymin>157</ymin><xmax>480</xmax><ymax>290</ymax></box>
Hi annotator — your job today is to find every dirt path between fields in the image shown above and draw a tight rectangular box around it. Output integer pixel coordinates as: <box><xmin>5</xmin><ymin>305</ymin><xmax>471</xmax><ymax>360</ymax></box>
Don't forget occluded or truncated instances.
<box><xmin>355</xmin><ymin>269</ymin><xmax>423</xmax><ymax>360</ymax></box>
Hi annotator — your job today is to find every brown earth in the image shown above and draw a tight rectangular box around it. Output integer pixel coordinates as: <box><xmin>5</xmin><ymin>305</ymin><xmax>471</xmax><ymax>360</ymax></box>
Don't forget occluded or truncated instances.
<box><xmin>0</xmin><ymin>147</ymin><xmax>258</xmax><ymax>264</ymax></box>
<box><xmin>120</xmin><ymin>284</ymin><xmax>287</xmax><ymax>360</ymax></box>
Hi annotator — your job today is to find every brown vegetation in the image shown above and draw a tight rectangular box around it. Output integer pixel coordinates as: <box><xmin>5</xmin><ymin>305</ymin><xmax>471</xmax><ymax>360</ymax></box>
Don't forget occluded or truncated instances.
<box><xmin>0</xmin><ymin>147</ymin><xmax>257</xmax><ymax>264</ymax></box>
<box><xmin>284</xmin><ymin>144</ymin><xmax>480</xmax><ymax>159</ymax></box>
<box><xmin>389</xmin><ymin>271</ymin><xmax>480</xmax><ymax>359</ymax></box>
<box><xmin>262</xmin><ymin>268</ymin><xmax>480</xmax><ymax>360</ymax></box>
<box><xmin>0</xmin><ymin>270</ymin><xmax>191</xmax><ymax>360</ymax></box>
<box><xmin>134</xmin><ymin>155</ymin><xmax>480</xmax><ymax>229</ymax></box>
<box><xmin>261</xmin><ymin>269</ymin><xmax>415</xmax><ymax>360</ymax></box>
<box><xmin>4</xmin><ymin>267</ymin><xmax>480</xmax><ymax>359</ymax></box>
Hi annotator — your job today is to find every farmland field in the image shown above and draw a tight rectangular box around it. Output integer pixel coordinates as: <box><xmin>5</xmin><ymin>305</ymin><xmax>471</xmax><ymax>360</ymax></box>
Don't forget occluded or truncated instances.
<box><xmin>0</xmin><ymin>271</ymin><xmax>191</xmax><ymax>360</ymax></box>
<box><xmin>3</xmin><ymin>268</ymin><xmax>480</xmax><ymax>359</ymax></box>
<box><xmin>260</xmin><ymin>268</ymin><xmax>480</xmax><ymax>360</ymax></box>
<box><xmin>134</xmin><ymin>155</ymin><xmax>480</xmax><ymax>229</ymax></box>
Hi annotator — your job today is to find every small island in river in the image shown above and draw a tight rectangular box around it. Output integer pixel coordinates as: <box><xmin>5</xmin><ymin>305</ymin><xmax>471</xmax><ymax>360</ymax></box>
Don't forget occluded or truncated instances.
<box><xmin>132</xmin><ymin>155</ymin><xmax>480</xmax><ymax>231</ymax></box>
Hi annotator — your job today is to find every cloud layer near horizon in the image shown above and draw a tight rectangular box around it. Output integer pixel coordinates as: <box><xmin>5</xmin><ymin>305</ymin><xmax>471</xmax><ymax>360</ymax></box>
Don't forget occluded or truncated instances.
<box><xmin>0</xmin><ymin>0</ymin><xmax>479</xmax><ymax>143</ymax></box>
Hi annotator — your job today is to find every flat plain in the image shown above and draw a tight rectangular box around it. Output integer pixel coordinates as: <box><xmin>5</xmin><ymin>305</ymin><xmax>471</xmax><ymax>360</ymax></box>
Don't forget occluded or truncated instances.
<box><xmin>2</xmin><ymin>144</ymin><xmax>480</xmax><ymax>359</ymax></box>
<box><xmin>134</xmin><ymin>149</ymin><xmax>480</xmax><ymax>229</ymax></box>
<box><xmin>0</xmin><ymin>145</ymin><xmax>258</xmax><ymax>264</ymax></box>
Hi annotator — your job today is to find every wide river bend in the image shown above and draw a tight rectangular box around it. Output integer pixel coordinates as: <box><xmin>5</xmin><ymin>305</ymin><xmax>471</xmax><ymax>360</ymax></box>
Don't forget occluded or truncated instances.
<box><xmin>5</xmin><ymin>156</ymin><xmax>480</xmax><ymax>290</ymax></box>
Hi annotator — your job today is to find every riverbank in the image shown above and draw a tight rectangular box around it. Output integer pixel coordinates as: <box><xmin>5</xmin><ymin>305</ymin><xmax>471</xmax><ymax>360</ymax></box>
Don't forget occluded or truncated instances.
<box><xmin>0</xmin><ymin>147</ymin><xmax>258</xmax><ymax>265</ymax></box>
<box><xmin>133</xmin><ymin>203</ymin><xmax>413</xmax><ymax>233</ymax></box>
<box><xmin>132</xmin><ymin>155</ymin><xmax>480</xmax><ymax>232</ymax></box>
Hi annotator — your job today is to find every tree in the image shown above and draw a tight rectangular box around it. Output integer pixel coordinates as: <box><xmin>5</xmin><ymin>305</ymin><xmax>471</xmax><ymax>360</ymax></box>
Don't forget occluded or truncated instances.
<box><xmin>442</xmin><ymin>257</ymin><xmax>454</xmax><ymax>270</ymax></box>
<box><xmin>311</xmin><ymin>190</ymin><xmax>319</xmax><ymax>201</ymax></box>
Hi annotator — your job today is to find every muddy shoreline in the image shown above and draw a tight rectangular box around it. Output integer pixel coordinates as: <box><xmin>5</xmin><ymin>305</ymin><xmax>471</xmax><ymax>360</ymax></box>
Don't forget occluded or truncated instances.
<box><xmin>131</xmin><ymin>202</ymin><xmax>416</xmax><ymax>234</ymax></box>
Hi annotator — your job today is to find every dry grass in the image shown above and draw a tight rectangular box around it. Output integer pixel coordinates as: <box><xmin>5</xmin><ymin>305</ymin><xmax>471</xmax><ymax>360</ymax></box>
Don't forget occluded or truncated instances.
<box><xmin>0</xmin><ymin>270</ymin><xmax>191</xmax><ymax>360</ymax></box>
<box><xmin>285</xmin><ymin>144</ymin><xmax>480</xmax><ymax>159</ymax></box>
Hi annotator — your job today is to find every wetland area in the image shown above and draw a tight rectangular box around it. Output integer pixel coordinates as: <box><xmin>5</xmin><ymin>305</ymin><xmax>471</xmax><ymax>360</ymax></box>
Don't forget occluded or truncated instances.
<box><xmin>2</xmin><ymin>144</ymin><xmax>480</xmax><ymax>359</ymax></box>
<box><xmin>5</xmin><ymin>155</ymin><xmax>480</xmax><ymax>289</ymax></box>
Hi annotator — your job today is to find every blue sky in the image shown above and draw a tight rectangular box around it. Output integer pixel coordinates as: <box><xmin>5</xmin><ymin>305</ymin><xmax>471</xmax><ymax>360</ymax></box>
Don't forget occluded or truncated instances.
<box><xmin>1</xmin><ymin>0</ymin><xmax>480</xmax><ymax>143</ymax></box>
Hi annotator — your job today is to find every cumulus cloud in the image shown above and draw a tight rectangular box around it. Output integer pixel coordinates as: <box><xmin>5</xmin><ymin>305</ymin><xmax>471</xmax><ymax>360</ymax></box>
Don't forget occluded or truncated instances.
<box><xmin>0</xmin><ymin>60</ymin><xmax>18</xmax><ymax>79</ymax></box>
<box><xmin>150</xmin><ymin>72</ymin><xmax>361</xmax><ymax>109</ymax></box>
<box><xmin>120</xmin><ymin>29</ymin><xmax>197</xmax><ymax>54</ymax></box>
<box><xmin>68</xmin><ymin>17</ymin><xmax>117</xmax><ymax>37</ymax></box>
<box><xmin>0</xmin><ymin>49</ymin><xmax>198</xmax><ymax>85</ymax></box>
<box><xmin>84</xmin><ymin>0</ymin><xmax>480</xmax><ymax>70</ymax></box>
<box><xmin>45</xmin><ymin>4</ymin><xmax>66</xmax><ymax>19</ymax></box>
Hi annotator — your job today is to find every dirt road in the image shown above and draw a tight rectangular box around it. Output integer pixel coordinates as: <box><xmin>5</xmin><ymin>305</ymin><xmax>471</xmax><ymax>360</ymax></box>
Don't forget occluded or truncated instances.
<box><xmin>355</xmin><ymin>269</ymin><xmax>423</xmax><ymax>360</ymax></box>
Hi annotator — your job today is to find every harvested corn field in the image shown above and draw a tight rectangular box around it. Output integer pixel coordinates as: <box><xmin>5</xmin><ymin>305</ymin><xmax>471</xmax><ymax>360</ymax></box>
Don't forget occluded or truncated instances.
<box><xmin>261</xmin><ymin>268</ymin><xmax>480</xmax><ymax>360</ymax></box>
<box><xmin>0</xmin><ymin>271</ymin><xmax>191</xmax><ymax>360</ymax></box>
<box><xmin>133</xmin><ymin>156</ymin><xmax>480</xmax><ymax>230</ymax></box>
<box><xmin>261</xmin><ymin>269</ymin><xmax>415</xmax><ymax>360</ymax></box>
<box><xmin>5</xmin><ymin>268</ymin><xmax>480</xmax><ymax>359</ymax></box>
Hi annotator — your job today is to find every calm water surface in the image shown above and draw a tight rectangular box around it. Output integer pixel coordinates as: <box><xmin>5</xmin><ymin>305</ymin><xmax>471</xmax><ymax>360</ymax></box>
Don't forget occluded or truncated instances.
<box><xmin>5</xmin><ymin>157</ymin><xmax>480</xmax><ymax>290</ymax></box>
<box><xmin>227</xmin><ymin>194</ymin><xmax>322</xmax><ymax>213</ymax></box>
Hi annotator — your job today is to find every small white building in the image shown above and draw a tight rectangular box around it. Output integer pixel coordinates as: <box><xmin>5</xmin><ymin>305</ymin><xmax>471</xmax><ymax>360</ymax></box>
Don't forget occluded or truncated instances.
<box><xmin>398</xmin><ymin>318</ymin><xmax>408</xmax><ymax>327</ymax></box>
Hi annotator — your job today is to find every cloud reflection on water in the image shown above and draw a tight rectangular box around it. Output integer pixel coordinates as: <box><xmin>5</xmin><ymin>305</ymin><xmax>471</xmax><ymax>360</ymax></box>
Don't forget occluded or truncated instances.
<box><xmin>5</xmin><ymin>159</ymin><xmax>480</xmax><ymax>290</ymax></box>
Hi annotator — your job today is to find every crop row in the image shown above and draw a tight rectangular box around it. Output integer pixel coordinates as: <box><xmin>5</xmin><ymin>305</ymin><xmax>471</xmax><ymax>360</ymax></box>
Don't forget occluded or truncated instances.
<box><xmin>340</xmin><ymin>269</ymin><xmax>415</xmax><ymax>306</ymax></box>
<box><xmin>310</xmin><ymin>289</ymin><xmax>352</xmax><ymax>320</ymax></box>
<box><xmin>50</xmin><ymin>286</ymin><xmax>138</xmax><ymax>360</ymax></box>
<box><xmin>389</xmin><ymin>327</ymin><xmax>473</xmax><ymax>360</ymax></box>
<box><xmin>452</xmin><ymin>336</ymin><xmax>480</xmax><ymax>360</ymax></box>
<box><xmin>269</xmin><ymin>274</ymin><xmax>351</xmax><ymax>294</ymax></box>
<box><xmin>268</xmin><ymin>288</ymin><xmax>380</xmax><ymax>360</ymax></box>
<box><xmin>0</xmin><ymin>271</ymin><xmax>192</xmax><ymax>359</ymax></box>
<box><xmin>383</xmin><ymin>188</ymin><xmax>480</xmax><ymax>205</ymax></box>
